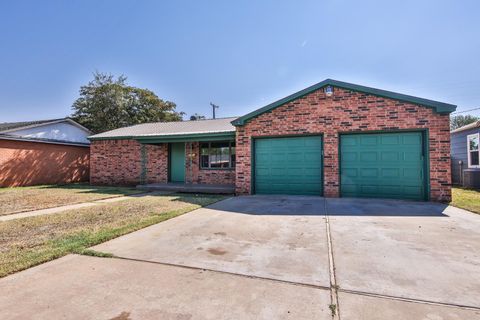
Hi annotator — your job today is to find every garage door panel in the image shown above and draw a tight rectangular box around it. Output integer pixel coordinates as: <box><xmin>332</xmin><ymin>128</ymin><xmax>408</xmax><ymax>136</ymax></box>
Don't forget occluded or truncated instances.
<box><xmin>342</xmin><ymin>137</ymin><xmax>357</xmax><ymax>146</ymax></box>
<box><xmin>402</xmin><ymin>133</ymin><xmax>422</xmax><ymax>145</ymax></box>
<box><xmin>380</xmin><ymin>135</ymin><xmax>400</xmax><ymax>145</ymax></box>
<box><xmin>342</xmin><ymin>168</ymin><xmax>358</xmax><ymax>178</ymax></box>
<box><xmin>360</xmin><ymin>185</ymin><xmax>380</xmax><ymax>194</ymax></box>
<box><xmin>360</xmin><ymin>168</ymin><xmax>378</xmax><ymax>178</ymax></box>
<box><xmin>360</xmin><ymin>152</ymin><xmax>378</xmax><ymax>161</ymax></box>
<box><xmin>342</xmin><ymin>152</ymin><xmax>357</xmax><ymax>161</ymax></box>
<box><xmin>269</xmin><ymin>168</ymin><xmax>286</xmax><ymax>176</ymax></box>
<box><xmin>378</xmin><ymin>185</ymin><xmax>402</xmax><ymax>194</ymax></box>
<box><xmin>380</xmin><ymin>168</ymin><xmax>400</xmax><ymax>178</ymax></box>
<box><xmin>403</xmin><ymin>186</ymin><xmax>424</xmax><ymax>195</ymax></box>
<box><xmin>254</xmin><ymin>136</ymin><xmax>322</xmax><ymax>196</ymax></box>
<box><xmin>341</xmin><ymin>132</ymin><xmax>426</xmax><ymax>200</ymax></box>
<box><xmin>360</xmin><ymin>135</ymin><xmax>378</xmax><ymax>145</ymax></box>
<box><xmin>305</xmin><ymin>139</ymin><xmax>322</xmax><ymax>147</ymax></box>
<box><xmin>287</xmin><ymin>153</ymin><xmax>304</xmax><ymax>161</ymax></box>
<box><xmin>404</xmin><ymin>151</ymin><xmax>422</xmax><ymax>161</ymax></box>
<box><xmin>380</xmin><ymin>151</ymin><xmax>399</xmax><ymax>161</ymax></box>
<box><xmin>304</xmin><ymin>152</ymin><xmax>322</xmax><ymax>161</ymax></box>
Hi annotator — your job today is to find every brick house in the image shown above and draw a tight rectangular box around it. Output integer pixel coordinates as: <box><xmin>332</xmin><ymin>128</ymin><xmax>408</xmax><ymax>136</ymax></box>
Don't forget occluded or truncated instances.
<box><xmin>0</xmin><ymin>118</ymin><xmax>91</xmax><ymax>187</ymax></box>
<box><xmin>89</xmin><ymin>79</ymin><xmax>456</xmax><ymax>202</ymax></box>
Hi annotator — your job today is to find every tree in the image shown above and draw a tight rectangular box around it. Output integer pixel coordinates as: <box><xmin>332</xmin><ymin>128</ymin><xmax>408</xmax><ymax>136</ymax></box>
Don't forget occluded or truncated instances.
<box><xmin>71</xmin><ymin>72</ymin><xmax>183</xmax><ymax>133</ymax></box>
<box><xmin>190</xmin><ymin>113</ymin><xmax>206</xmax><ymax>121</ymax></box>
<box><xmin>450</xmin><ymin>114</ymin><xmax>479</xmax><ymax>130</ymax></box>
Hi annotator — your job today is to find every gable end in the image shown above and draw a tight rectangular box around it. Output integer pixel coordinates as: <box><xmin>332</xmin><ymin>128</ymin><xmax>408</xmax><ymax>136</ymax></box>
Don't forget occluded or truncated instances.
<box><xmin>232</xmin><ymin>79</ymin><xmax>457</xmax><ymax>126</ymax></box>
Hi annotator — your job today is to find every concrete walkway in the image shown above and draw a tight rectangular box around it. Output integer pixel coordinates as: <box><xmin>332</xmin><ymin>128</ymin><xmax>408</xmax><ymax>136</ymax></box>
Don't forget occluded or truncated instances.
<box><xmin>0</xmin><ymin>196</ymin><xmax>479</xmax><ymax>319</ymax></box>
<box><xmin>0</xmin><ymin>192</ymin><xmax>159</xmax><ymax>222</ymax></box>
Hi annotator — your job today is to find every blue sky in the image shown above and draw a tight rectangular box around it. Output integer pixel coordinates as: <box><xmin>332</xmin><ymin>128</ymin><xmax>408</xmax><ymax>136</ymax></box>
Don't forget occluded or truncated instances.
<box><xmin>1</xmin><ymin>0</ymin><xmax>479</xmax><ymax>122</ymax></box>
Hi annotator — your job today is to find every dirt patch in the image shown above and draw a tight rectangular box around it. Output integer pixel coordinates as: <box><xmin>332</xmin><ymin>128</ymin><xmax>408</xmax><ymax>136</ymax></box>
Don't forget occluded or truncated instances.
<box><xmin>214</xmin><ymin>232</ymin><xmax>226</xmax><ymax>236</ymax></box>
<box><xmin>207</xmin><ymin>248</ymin><xmax>227</xmax><ymax>255</ymax></box>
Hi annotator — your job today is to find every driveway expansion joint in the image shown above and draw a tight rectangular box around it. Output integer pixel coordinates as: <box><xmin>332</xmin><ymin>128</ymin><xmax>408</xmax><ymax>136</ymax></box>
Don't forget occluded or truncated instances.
<box><xmin>108</xmin><ymin>255</ymin><xmax>331</xmax><ymax>291</ymax></box>
<box><xmin>339</xmin><ymin>288</ymin><xmax>480</xmax><ymax>311</ymax></box>
<box><xmin>325</xmin><ymin>198</ymin><xmax>341</xmax><ymax>320</ymax></box>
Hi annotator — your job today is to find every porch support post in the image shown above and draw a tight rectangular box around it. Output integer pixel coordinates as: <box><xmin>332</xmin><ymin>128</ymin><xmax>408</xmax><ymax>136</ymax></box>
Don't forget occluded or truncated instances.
<box><xmin>140</xmin><ymin>144</ymin><xmax>147</xmax><ymax>184</ymax></box>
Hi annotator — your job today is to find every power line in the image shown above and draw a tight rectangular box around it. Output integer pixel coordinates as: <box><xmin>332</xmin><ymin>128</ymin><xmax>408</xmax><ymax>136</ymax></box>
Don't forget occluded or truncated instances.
<box><xmin>452</xmin><ymin>107</ymin><xmax>480</xmax><ymax>114</ymax></box>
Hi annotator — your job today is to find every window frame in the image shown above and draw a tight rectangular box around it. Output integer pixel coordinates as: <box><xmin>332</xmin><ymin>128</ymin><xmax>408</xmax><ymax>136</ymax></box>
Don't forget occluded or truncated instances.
<box><xmin>200</xmin><ymin>140</ymin><xmax>236</xmax><ymax>170</ymax></box>
<box><xmin>467</xmin><ymin>133</ymin><xmax>480</xmax><ymax>168</ymax></box>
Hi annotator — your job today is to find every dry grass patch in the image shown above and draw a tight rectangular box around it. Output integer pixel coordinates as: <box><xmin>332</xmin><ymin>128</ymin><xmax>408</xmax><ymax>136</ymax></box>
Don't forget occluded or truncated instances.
<box><xmin>0</xmin><ymin>193</ymin><xmax>224</xmax><ymax>277</ymax></box>
<box><xmin>0</xmin><ymin>184</ymin><xmax>144</xmax><ymax>216</ymax></box>
<box><xmin>451</xmin><ymin>187</ymin><xmax>480</xmax><ymax>214</ymax></box>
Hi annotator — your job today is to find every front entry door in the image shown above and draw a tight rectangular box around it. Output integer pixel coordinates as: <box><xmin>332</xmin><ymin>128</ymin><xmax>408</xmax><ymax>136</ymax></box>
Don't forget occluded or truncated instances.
<box><xmin>169</xmin><ymin>143</ymin><xmax>185</xmax><ymax>183</ymax></box>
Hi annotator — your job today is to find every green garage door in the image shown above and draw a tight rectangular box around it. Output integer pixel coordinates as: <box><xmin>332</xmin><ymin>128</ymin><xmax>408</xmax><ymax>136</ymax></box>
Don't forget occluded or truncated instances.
<box><xmin>340</xmin><ymin>132</ymin><xmax>426</xmax><ymax>200</ymax></box>
<box><xmin>254</xmin><ymin>136</ymin><xmax>322</xmax><ymax>195</ymax></box>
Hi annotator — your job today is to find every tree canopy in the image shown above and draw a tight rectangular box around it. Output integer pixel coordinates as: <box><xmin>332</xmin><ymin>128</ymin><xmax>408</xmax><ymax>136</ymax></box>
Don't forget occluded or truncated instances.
<box><xmin>190</xmin><ymin>113</ymin><xmax>206</xmax><ymax>121</ymax></box>
<box><xmin>450</xmin><ymin>114</ymin><xmax>479</xmax><ymax>130</ymax></box>
<box><xmin>71</xmin><ymin>72</ymin><xmax>183</xmax><ymax>133</ymax></box>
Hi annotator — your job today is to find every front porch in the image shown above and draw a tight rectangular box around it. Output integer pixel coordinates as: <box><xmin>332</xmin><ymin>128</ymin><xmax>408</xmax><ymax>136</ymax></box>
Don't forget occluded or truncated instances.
<box><xmin>137</xmin><ymin>182</ymin><xmax>235</xmax><ymax>194</ymax></box>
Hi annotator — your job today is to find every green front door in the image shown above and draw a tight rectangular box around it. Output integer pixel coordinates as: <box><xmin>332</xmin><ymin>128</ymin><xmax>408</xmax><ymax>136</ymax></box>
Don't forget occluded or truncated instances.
<box><xmin>340</xmin><ymin>132</ymin><xmax>426</xmax><ymax>200</ymax></box>
<box><xmin>254</xmin><ymin>136</ymin><xmax>323</xmax><ymax>195</ymax></box>
<box><xmin>169</xmin><ymin>143</ymin><xmax>185</xmax><ymax>183</ymax></box>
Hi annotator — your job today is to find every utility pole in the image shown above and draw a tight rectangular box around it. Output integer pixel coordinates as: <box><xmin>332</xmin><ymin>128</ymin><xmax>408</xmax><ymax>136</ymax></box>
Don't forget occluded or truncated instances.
<box><xmin>210</xmin><ymin>102</ymin><xmax>219</xmax><ymax>119</ymax></box>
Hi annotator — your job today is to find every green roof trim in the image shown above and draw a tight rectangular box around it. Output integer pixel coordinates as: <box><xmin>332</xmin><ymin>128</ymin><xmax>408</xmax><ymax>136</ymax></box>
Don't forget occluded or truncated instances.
<box><xmin>231</xmin><ymin>79</ymin><xmax>457</xmax><ymax>126</ymax></box>
<box><xmin>88</xmin><ymin>131</ymin><xmax>235</xmax><ymax>142</ymax></box>
<box><xmin>135</xmin><ymin>132</ymin><xmax>235</xmax><ymax>144</ymax></box>
<box><xmin>88</xmin><ymin>135</ymin><xmax>135</xmax><ymax>141</ymax></box>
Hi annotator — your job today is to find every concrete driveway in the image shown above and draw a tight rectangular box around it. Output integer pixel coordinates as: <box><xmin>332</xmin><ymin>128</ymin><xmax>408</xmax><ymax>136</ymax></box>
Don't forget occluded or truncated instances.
<box><xmin>0</xmin><ymin>196</ymin><xmax>479</xmax><ymax>319</ymax></box>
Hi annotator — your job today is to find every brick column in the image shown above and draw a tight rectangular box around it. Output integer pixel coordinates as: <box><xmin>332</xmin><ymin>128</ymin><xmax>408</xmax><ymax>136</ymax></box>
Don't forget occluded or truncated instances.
<box><xmin>323</xmin><ymin>132</ymin><xmax>340</xmax><ymax>197</ymax></box>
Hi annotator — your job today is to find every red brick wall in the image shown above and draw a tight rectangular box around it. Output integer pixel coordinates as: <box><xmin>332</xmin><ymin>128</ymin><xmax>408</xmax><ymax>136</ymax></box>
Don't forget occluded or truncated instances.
<box><xmin>0</xmin><ymin>139</ymin><xmax>89</xmax><ymax>187</ymax></box>
<box><xmin>144</xmin><ymin>144</ymin><xmax>168</xmax><ymax>184</ymax></box>
<box><xmin>235</xmin><ymin>87</ymin><xmax>452</xmax><ymax>202</ymax></box>
<box><xmin>90</xmin><ymin>139</ymin><xmax>142</xmax><ymax>185</ymax></box>
<box><xmin>90</xmin><ymin>140</ymin><xmax>235</xmax><ymax>186</ymax></box>
<box><xmin>185</xmin><ymin>142</ymin><xmax>236</xmax><ymax>185</ymax></box>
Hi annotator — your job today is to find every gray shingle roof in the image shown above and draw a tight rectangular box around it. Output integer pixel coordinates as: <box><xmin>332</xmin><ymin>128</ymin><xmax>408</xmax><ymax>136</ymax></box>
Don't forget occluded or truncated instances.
<box><xmin>89</xmin><ymin>117</ymin><xmax>238</xmax><ymax>140</ymax></box>
<box><xmin>0</xmin><ymin>118</ymin><xmax>66</xmax><ymax>132</ymax></box>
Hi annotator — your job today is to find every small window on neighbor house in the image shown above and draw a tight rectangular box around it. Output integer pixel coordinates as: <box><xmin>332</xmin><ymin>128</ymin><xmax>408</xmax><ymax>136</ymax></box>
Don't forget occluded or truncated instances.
<box><xmin>467</xmin><ymin>133</ymin><xmax>480</xmax><ymax>168</ymax></box>
<box><xmin>200</xmin><ymin>141</ymin><xmax>236</xmax><ymax>169</ymax></box>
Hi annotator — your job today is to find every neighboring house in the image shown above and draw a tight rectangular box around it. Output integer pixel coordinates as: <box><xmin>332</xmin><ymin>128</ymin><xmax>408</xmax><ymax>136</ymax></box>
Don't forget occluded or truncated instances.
<box><xmin>89</xmin><ymin>79</ymin><xmax>456</xmax><ymax>202</ymax></box>
<box><xmin>451</xmin><ymin>121</ymin><xmax>480</xmax><ymax>189</ymax></box>
<box><xmin>0</xmin><ymin>118</ymin><xmax>91</xmax><ymax>187</ymax></box>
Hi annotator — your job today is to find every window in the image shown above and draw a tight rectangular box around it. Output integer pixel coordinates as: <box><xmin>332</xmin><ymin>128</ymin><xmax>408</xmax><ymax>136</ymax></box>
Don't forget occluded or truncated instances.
<box><xmin>200</xmin><ymin>141</ymin><xmax>235</xmax><ymax>169</ymax></box>
<box><xmin>467</xmin><ymin>133</ymin><xmax>480</xmax><ymax>168</ymax></box>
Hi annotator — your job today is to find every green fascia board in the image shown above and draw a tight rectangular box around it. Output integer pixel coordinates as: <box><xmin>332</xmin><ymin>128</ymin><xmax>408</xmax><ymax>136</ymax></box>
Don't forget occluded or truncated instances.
<box><xmin>135</xmin><ymin>131</ymin><xmax>235</xmax><ymax>144</ymax></box>
<box><xmin>88</xmin><ymin>135</ymin><xmax>134</xmax><ymax>141</ymax></box>
<box><xmin>88</xmin><ymin>131</ymin><xmax>235</xmax><ymax>142</ymax></box>
<box><xmin>231</xmin><ymin>79</ymin><xmax>457</xmax><ymax>126</ymax></box>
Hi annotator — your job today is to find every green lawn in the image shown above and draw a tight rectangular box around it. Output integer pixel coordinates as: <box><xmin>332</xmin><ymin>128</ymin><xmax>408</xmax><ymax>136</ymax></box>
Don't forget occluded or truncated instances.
<box><xmin>451</xmin><ymin>187</ymin><xmax>480</xmax><ymax>214</ymax></box>
<box><xmin>0</xmin><ymin>193</ymin><xmax>224</xmax><ymax>278</ymax></box>
<box><xmin>0</xmin><ymin>184</ymin><xmax>144</xmax><ymax>216</ymax></box>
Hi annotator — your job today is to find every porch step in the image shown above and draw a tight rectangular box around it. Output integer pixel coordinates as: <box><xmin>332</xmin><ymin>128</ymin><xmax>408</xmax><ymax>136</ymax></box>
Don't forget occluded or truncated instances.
<box><xmin>136</xmin><ymin>183</ymin><xmax>235</xmax><ymax>194</ymax></box>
